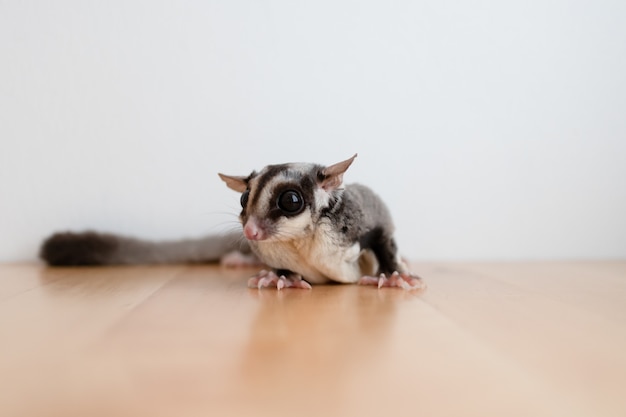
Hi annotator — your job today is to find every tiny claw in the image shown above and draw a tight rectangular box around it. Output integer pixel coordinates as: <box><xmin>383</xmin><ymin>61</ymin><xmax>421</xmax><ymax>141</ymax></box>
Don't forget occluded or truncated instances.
<box><xmin>358</xmin><ymin>271</ymin><xmax>425</xmax><ymax>290</ymax></box>
<box><xmin>396</xmin><ymin>278</ymin><xmax>411</xmax><ymax>290</ymax></box>
<box><xmin>249</xmin><ymin>270</ymin><xmax>312</xmax><ymax>290</ymax></box>
<box><xmin>378</xmin><ymin>275</ymin><xmax>386</xmax><ymax>289</ymax></box>
<box><xmin>257</xmin><ymin>274</ymin><xmax>276</xmax><ymax>289</ymax></box>
<box><xmin>399</xmin><ymin>272</ymin><xmax>425</xmax><ymax>290</ymax></box>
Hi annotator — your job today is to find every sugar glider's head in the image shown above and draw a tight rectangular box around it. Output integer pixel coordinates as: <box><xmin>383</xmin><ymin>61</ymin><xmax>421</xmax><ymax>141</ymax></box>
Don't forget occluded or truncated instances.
<box><xmin>219</xmin><ymin>154</ymin><xmax>357</xmax><ymax>242</ymax></box>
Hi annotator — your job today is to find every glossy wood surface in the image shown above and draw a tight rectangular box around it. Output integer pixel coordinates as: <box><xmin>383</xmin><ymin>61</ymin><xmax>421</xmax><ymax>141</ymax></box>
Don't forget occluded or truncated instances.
<box><xmin>1</xmin><ymin>262</ymin><xmax>625</xmax><ymax>417</ymax></box>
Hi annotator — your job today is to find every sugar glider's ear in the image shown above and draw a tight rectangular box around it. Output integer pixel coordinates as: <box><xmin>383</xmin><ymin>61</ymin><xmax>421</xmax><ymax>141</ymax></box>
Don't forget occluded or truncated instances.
<box><xmin>218</xmin><ymin>173</ymin><xmax>248</xmax><ymax>193</ymax></box>
<box><xmin>318</xmin><ymin>153</ymin><xmax>357</xmax><ymax>191</ymax></box>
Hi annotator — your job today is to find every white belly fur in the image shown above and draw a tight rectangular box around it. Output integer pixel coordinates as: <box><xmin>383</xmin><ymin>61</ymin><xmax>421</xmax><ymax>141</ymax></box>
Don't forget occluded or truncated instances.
<box><xmin>250</xmin><ymin>223</ymin><xmax>374</xmax><ymax>284</ymax></box>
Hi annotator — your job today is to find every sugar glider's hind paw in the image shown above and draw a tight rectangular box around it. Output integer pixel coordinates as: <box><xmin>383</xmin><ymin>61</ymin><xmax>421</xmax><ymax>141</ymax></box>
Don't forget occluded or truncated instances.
<box><xmin>358</xmin><ymin>272</ymin><xmax>425</xmax><ymax>290</ymax></box>
<box><xmin>248</xmin><ymin>270</ymin><xmax>312</xmax><ymax>290</ymax></box>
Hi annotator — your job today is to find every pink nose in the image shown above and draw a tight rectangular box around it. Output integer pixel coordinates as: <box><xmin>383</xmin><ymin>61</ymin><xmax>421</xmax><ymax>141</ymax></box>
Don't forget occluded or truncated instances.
<box><xmin>243</xmin><ymin>220</ymin><xmax>266</xmax><ymax>241</ymax></box>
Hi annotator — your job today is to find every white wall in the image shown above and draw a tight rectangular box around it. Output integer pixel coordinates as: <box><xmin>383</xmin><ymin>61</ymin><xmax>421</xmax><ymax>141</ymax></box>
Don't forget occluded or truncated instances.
<box><xmin>1</xmin><ymin>0</ymin><xmax>625</xmax><ymax>262</ymax></box>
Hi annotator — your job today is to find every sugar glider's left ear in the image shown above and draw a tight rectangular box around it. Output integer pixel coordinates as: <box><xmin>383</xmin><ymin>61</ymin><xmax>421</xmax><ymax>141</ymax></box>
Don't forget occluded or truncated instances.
<box><xmin>318</xmin><ymin>153</ymin><xmax>357</xmax><ymax>191</ymax></box>
<box><xmin>218</xmin><ymin>173</ymin><xmax>248</xmax><ymax>193</ymax></box>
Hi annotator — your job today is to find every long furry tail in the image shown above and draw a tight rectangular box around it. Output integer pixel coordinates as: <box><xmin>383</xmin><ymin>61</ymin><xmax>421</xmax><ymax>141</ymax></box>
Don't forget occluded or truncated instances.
<box><xmin>40</xmin><ymin>230</ymin><xmax>250</xmax><ymax>266</ymax></box>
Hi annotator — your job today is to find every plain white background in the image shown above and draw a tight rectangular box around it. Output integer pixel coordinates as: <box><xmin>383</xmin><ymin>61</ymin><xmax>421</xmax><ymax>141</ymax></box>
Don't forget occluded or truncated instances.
<box><xmin>1</xmin><ymin>1</ymin><xmax>625</xmax><ymax>262</ymax></box>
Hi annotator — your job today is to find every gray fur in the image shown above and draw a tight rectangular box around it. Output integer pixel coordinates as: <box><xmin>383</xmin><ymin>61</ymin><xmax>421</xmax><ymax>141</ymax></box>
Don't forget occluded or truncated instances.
<box><xmin>326</xmin><ymin>183</ymin><xmax>395</xmax><ymax>245</ymax></box>
<box><xmin>40</xmin><ymin>230</ymin><xmax>249</xmax><ymax>266</ymax></box>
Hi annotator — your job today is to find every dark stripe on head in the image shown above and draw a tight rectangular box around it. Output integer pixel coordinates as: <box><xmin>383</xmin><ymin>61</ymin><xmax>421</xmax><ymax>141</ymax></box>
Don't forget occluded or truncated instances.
<box><xmin>249</xmin><ymin>164</ymin><xmax>289</xmax><ymax>209</ymax></box>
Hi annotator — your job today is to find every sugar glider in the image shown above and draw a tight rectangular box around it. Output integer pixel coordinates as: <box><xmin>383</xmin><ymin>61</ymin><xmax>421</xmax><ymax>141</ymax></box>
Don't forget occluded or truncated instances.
<box><xmin>40</xmin><ymin>154</ymin><xmax>423</xmax><ymax>290</ymax></box>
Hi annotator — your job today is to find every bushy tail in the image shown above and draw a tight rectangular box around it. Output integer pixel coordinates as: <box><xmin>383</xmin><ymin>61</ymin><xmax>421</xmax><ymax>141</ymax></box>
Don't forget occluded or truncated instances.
<box><xmin>40</xmin><ymin>230</ymin><xmax>249</xmax><ymax>266</ymax></box>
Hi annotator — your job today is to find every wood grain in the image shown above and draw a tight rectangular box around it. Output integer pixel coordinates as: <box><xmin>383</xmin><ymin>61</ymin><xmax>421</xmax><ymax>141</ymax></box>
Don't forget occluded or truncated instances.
<box><xmin>1</xmin><ymin>262</ymin><xmax>625</xmax><ymax>417</ymax></box>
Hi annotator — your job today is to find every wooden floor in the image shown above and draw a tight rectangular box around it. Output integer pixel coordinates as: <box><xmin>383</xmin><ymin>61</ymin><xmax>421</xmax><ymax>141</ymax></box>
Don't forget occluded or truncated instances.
<box><xmin>1</xmin><ymin>262</ymin><xmax>625</xmax><ymax>417</ymax></box>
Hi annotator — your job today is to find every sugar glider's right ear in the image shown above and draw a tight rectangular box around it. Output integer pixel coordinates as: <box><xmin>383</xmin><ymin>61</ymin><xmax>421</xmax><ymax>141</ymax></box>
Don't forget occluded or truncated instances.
<box><xmin>318</xmin><ymin>153</ymin><xmax>357</xmax><ymax>191</ymax></box>
<box><xmin>218</xmin><ymin>173</ymin><xmax>248</xmax><ymax>193</ymax></box>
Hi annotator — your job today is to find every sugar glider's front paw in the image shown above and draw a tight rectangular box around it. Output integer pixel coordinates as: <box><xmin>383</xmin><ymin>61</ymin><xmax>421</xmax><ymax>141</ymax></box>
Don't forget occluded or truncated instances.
<box><xmin>248</xmin><ymin>270</ymin><xmax>313</xmax><ymax>290</ymax></box>
<box><xmin>358</xmin><ymin>271</ymin><xmax>425</xmax><ymax>290</ymax></box>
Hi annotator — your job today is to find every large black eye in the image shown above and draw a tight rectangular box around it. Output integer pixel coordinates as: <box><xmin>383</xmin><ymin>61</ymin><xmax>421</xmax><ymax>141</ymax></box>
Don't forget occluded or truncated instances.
<box><xmin>240</xmin><ymin>190</ymin><xmax>250</xmax><ymax>208</ymax></box>
<box><xmin>277</xmin><ymin>190</ymin><xmax>304</xmax><ymax>214</ymax></box>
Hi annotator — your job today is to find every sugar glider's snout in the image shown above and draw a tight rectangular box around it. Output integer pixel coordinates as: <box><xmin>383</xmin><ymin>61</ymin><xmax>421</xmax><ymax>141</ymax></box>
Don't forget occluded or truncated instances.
<box><xmin>243</xmin><ymin>216</ymin><xmax>270</xmax><ymax>241</ymax></box>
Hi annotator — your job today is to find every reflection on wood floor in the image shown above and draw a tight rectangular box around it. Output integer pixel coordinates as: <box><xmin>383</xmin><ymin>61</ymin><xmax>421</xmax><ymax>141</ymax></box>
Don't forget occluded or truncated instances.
<box><xmin>1</xmin><ymin>261</ymin><xmax>625</xmax><ymax>417</ymax></box>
